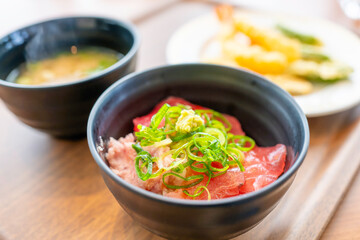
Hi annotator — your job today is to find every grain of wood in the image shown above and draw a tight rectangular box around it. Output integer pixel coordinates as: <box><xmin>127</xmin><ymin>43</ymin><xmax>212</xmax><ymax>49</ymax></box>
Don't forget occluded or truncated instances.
<box><xmin>284</xmin><ymin>121</ymin><xmax>360</xmax><ymax>240</ymax></box>
<box><xmin>321</xmin><ymin>168</ymin><xmax>360</xmax><ymax>240</ymax></box>
<box><xmin>233</xmin><ymin>107</ymin><xmax>360</xmax><ymax>240</ymax></box>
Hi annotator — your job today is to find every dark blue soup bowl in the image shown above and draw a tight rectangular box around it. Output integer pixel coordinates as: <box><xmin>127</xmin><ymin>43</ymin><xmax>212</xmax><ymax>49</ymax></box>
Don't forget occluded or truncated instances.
<box><xmin>0</xmin><ymin>16</ymin><xmax>139</xmax><ymax>137</ymax></box>
<box><xmin>87</xmin><ymin>64</ymin><xmax>309</xmax><ymax>239</ymax></box>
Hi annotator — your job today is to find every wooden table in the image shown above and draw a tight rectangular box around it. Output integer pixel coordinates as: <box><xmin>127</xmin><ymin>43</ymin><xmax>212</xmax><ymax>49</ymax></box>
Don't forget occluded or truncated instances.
<box><xmin>1</xmin><ymin>0</ymin><xmax>360</xmax><ymax>239</ymax></box>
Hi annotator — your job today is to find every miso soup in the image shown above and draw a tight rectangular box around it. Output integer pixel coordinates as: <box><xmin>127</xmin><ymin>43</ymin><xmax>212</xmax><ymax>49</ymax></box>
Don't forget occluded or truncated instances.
<box><xmin>11</xmin><ymin>47</ymin><xmax>121</xmax><ymax>85</ymax></box>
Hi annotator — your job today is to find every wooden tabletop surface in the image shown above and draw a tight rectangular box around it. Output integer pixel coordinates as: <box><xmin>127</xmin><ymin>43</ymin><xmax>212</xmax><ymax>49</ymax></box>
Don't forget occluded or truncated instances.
<box><xmin>1</xmin><ymin>0</ymin><xmax>360</xmax><ymax>239</ymax></box>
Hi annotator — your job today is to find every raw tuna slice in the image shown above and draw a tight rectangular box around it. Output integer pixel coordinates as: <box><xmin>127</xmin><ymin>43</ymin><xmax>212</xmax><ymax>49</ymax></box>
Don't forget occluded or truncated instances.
<box><xmin>165</xmin><ymin>144</ymin><xmax>286</xmax><ymax>200</ymax></box>
<box><xmin>239</xmin><ymin>144</ymin><xmax>286</xmax><ymax>194</ymax></box>
<box><xmin>164</xmin><ymin>169</ymin><xmax>245</xmax><ymax>200</ymax></box>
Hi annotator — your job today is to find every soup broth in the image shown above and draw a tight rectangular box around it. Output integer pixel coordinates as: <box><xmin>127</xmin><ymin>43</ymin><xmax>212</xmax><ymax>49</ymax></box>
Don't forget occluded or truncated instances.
<box><xmin>12</xmin><ymin>47</ymin><xmax>121</xmax><ymax>85</ymax></box>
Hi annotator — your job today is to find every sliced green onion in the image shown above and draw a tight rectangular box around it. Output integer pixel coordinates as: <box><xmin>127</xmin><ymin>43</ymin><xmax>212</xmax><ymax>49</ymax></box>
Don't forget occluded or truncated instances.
<box><xmin>171</xmin><ymin>131</ymin><xmax>195</xmax><ymax>142</ymax></box>
<box><xmin>152</xmin><ymin>138</ymin><xmax>172</xmax><ymax>148</ymax></box>
<box><xmin>183</xmin><ymin>174</ymin><xmax>212</xmax><ymax>199</ymax></box>
<box><xmin>150</xmin><ymin>103</ymin><xmax>170</xmax><ymax>129</ymax></box>
<box><xmin>204</xmin><ymin>127</ymin><xmax>226</xmax><ymax>145</ymax></box>
<box><xmin>209</xmin><ymin>163</ymin><xmax>229</xmax><ymax>172</ymax></box>
<box><xmin>162</xmin><ymin>173</ymin><xmax>204</xmax><ymax>189</ymax></box>
<box><xmin>224</xmin><ymin>146</ymin><xmax>245</xmax><ymax>172</ymax></box>
<box><xmin>132</xmin><ymin>143</ymin><xmax>143</xmax><ymax>154</ymax></box>
<box><xmin>132</xmin><ymin>144</ymin><xmax>154</xmax><ymax>181</ymax></box>
<box><xmin>173</xmin><ymin>159</ymin><xmax>193</xmax><ymax>173</ymax></box>
<box><xmin>195</xmin><ymin>109</ymin><xmax>232</xmax><ymax>132</ymax></box>
<box><xmin>187</xmin><ymin>143</ymin><xmax>205</xmax><ymax>162</ymax></box>
<box><xmin>132</xmin><ymin>103</ymin><xmax>257</xmax><ymax>199</ymax></box>
<box><xmin>163</xmin><ymin>150</ymin><xmax>187</xmax><ymax>171</ymax></box>
<box><xmin>190</xmin><ymin>162</ymin><xmax>209</xmax><ymax>173</ymax></box>
<box><xmin>228</xmin><ymin>135</ymin><xmax>255</xmax><ymax>151</ymax></box>
<box><xmin>184</xmin><ymin>186</ymin><xmax>211</xmax><ymax>200</ymax></box>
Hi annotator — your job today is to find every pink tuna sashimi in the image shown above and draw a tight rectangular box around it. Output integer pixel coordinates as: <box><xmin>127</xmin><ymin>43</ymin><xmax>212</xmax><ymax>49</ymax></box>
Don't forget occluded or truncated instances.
<box><xmin>164</xmin><ymin>144</ymin><xmax>286</xmax><ymax>200</ymax></box>
<box><xmin>239</xmin><ymin>144</ymin><xmax>286</xmax><ymax>194</ymax></box>
<box><xmin>165</xmin><ymin>169</ymin><xmax>245</xmax><ymax>200</ymax></box>
<box><xmin>107</xmin><ymin>97</ymin><xmax>286</xmax><ymax>200</ymax></box>
<box><xmin>107</xmin><ymin>133</ymin><xmax>172</xmax><ymax>194</ymax></box>
<box><xmin>223</xmin><ymin>113</ymin><xmax>244</xmax><ymax>135</ymax></box>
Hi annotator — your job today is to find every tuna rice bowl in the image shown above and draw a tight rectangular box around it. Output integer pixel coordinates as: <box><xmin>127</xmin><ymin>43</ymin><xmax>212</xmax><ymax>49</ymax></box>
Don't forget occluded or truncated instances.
<box><xmin>106</xmin><ymin>96</ymin><xmax>287</xmax><ymax>200</ymax></box>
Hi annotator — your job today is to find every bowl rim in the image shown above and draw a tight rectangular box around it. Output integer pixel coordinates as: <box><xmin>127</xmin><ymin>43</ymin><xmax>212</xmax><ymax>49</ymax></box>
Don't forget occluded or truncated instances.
<box><xmin>0</xmin><ymin>16</ymin><xmax>139</xmax><ymax>89</ymax></box>
<box><xmin>87</xmin><ymin>63</ymin><xmax>310</xmax><ymax>206</ymax></box>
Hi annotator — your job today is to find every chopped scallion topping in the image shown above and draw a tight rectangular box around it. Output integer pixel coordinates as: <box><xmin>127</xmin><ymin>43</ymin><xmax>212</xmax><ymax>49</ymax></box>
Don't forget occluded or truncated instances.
<box><xmin>132</xmin><ymin>103</ymin><xmax>256</xmax><ymax>199</ymax></box>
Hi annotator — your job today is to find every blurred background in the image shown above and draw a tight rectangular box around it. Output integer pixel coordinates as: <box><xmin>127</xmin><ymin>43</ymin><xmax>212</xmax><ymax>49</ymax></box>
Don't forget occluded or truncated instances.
<box><xmin>1</xmin><ymin>0</ymin><xmax>358</xmax><ymax>32</ymax></box>
<box><xmin>1</xmin><ymin>0</ymin><xmax>359</xmax><ymax>71</ymax></box>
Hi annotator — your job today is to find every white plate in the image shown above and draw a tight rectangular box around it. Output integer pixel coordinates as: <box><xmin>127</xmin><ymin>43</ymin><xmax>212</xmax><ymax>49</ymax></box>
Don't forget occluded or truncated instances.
<box><xmin>166</xmin><ymin>10</ymin><xmax>360</xmax><ymax>117</ymax></box>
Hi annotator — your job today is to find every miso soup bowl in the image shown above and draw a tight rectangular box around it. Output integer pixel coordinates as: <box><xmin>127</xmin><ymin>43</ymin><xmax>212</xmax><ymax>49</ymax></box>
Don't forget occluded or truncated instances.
<box><xmin>0</xmin><ymin>16</ymin><xmax>138</xmax><ymax>137</ymax></box>
<box><xmin>87</xmin><ymin>64</ymin><xmax>309</xmax><ymax>239</ymax></box>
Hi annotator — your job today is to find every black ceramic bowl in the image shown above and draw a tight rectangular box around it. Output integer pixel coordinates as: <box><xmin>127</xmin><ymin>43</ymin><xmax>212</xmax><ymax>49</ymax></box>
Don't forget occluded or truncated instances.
<box><xmin>0</xmin><ymin>16</ymin><xmax>139</xmax><ymax>137</ymax></box>
<box><xmin>88</xmin><ymin>64</ymin><xmax>309</xmax><ymax>239</ymax></box>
